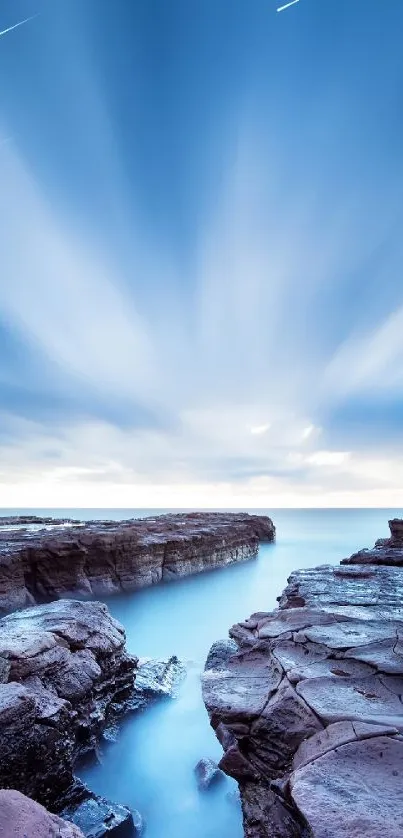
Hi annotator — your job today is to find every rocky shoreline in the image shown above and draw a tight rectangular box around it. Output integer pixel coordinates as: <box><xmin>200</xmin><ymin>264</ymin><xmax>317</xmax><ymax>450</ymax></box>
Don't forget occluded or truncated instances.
<box><xmin>0</xmin><ymin>512</ymin><xmax>274</xmax><ymax>836</ymax></box>
<box><xmin>2</xmin><ymin>513</ymin><xmax>402</xmax><ymax>837</ymax></box>
<box><xmin>203</xmin><ymin>518</ymin><xmax>403</xmax><ymax>838</ymax></box>
<box><xmin>0</xmin><ymin>512</ymin><xmax>275</xmax><ymax>615</ymax></box>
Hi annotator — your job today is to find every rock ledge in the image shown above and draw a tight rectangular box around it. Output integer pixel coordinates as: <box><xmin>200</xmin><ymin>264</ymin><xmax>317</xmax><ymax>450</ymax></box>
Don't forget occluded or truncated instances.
<box><xmin>0</xmin><ymin>512</ymin><xmax>275</xmax><ymax>615</ymax></box>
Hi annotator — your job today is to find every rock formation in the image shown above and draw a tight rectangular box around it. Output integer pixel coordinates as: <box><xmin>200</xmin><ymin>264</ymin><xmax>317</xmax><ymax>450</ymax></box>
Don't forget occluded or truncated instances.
<box><xmin>203</xmin><ymin>519</ymin><xmax>403</xmax><ymax>838</ymax></box>
<box><xmin>0</xmin><ymin>789</ymin><xmax>84</xmax><ymax>838</ymax></box>
<box><xmin>194</xmin><ymin>758</ymin><xmax>225</xmax><ymax>791</ymax></box>
<box><xmin>61</xmin><ymin>790</ymin><xmax>141</xmax><ymax>837</ymax></box>
<box><xmin>342</xmin><ymin>516</ymin><xmax>403</xmax><ymax>567</ymax></box>
<box><xmin>0</xmin><ymin>515</ymin><xmax>81</xmax><ymax>528</ymax></box>
<box><xmin>0</xmin><ymin>599</ymin><xmax>137</xmax><ymax>832</ymax></box>
<box><xmin>0</xmin><ymin>512</ymin><xmax>275</xmax><ymax>616</ymax></box>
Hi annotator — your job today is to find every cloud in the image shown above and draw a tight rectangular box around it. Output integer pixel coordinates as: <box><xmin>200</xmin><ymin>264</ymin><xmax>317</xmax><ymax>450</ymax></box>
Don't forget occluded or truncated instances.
<box><xmin>0</xmin><ymin>145</ymin><xmax>157</xmax><ymax>403</ymax></box>
<box><xmin>307</xmin><ymin>451</ymin><xmax>350</xmax><ymax>467</ymax></box>
<box><xmin>1</xmin><ymin>4</ymin><xmax>403</xmax><ymax>509</ymax></box>
<box><xmin>250</xmin><ymin>423</ymin><xmax>271</xmax><ymax>435</ymax></box>
<box><xmin>324</xmin><ymin>306</ymin><xmax>403</xmax><ymax>399</ymax></box>
<box><xmin>0</xmin><ymin>15</ymin><xmax>38</xmax><ymax>40</ymax></box>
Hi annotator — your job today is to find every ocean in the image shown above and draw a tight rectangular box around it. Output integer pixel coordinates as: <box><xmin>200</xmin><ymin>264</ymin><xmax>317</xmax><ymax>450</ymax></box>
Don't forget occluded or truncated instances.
<box><xmin>1</xmin><ymin>508</ymin><xmax>400</xmax><ymax>838</ymax></box>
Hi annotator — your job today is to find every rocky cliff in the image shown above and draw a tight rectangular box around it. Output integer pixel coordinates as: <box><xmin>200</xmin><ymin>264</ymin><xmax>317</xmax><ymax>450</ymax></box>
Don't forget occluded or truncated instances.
<box><xmin>203</xmin><ymin>520</ymin><xmax>403</xmax><ymax>838</ymax></box>
<box><xmin>0</xmin><ymin>599</ymin><xmax>137</xmax><ymax>833</ymax></box>
<box><xmin>0</xmin><ymin>512</ymin><xmax>275</xmax><ymax>616</ymax></box>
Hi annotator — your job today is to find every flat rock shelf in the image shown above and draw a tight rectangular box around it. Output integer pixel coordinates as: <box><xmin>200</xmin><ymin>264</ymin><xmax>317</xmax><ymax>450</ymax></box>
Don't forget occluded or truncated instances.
<box><xmin>203</xmin><ymin>518</ymin><xmax>403</xmax><ymax>838</ymax></box>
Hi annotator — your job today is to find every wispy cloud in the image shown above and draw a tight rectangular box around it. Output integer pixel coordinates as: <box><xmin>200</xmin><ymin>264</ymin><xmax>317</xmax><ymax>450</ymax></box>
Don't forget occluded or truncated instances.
<box><xmin>0</xmin><ymin>120</ymin><xmax>402</xmax><ymax>506</ymax></box>
<box><xmin>0</xmin><ymin>15</ymin><xmax>38</xmax><ymax>39</ymax></box>
<box><xmin>277</xmin><ymin>0</ymin><xmax>300</xmax><ymax>13</ymax></box>
<box><xmin>324</xmin><ymin>306</ymin><xmax>403</xmax><ymax>399</ymax></box>
<box><xmin>0</xmin><ymin>146</ymin><xmax>157</xmax><ymax>405</ymax></box>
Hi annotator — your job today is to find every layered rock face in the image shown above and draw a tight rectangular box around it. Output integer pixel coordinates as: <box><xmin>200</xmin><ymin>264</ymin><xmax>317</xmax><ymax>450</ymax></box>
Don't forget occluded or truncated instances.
<box><xmin>0</xmin><ymin>600</ymin><xmax>137</xmax><ymax>809</ymax></box>
<box><xmin>0</xmin><ymin>512</ymin><xmax>275</xmax><ymax>616</ymax></box>
<box><xmin>203</xmin><ymin>523</ymin><xmax>403</xmax><ymax>838</ymax></box>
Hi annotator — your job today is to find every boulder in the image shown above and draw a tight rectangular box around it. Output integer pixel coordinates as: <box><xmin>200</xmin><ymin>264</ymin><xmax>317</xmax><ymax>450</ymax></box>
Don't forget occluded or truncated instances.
<box><xmin>61</xmin><ymin>789</ymin><xmax>141</xmax><ymax>838</ymax></box>
<box><xmin>0</xmin><ymin>789</ymin><xmax>84</xmax><ymax>838</ymax></box>
<box><xmin>127</xmin><ymin>655</ymin><xmax>186</xmax><ymax>712</ymax></box>
<box><xmin>194</xmin><ymin>758</ymin><xmax>225</xmax><ymax>791</ymax></box>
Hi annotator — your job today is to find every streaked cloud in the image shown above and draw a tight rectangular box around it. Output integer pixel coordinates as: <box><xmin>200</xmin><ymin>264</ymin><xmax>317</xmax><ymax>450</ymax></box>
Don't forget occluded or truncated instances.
<box><xmin>0</xmin><ymin>15</ymin><xmax>38</xmax><ymax>39</ymax></box>
<box><xmin>277</xmin><ymin>0</ymin><xmax>300</xmax><ymax>13</ymax></box>
<box><xmin>0</xmin><ymin>0</ymin><xmax>402</xmax><ymax>507</ymax></box>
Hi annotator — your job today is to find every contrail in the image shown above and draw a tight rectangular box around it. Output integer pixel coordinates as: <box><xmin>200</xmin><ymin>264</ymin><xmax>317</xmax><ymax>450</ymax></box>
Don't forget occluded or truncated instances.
<box><xmin>0</xmin><ymin>15</ymin><xmax>38</xmax><ymax>39</ymax></box>
<box><xmin>277</xmin><ymin>0</ymin><xmax>300</xmax><ymax>12</ymax></box>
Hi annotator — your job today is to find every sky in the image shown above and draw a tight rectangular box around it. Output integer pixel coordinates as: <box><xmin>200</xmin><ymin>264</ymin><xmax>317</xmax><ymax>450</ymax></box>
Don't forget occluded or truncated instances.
<box><xmin>0</xmin><ymin>0</ymin><xmax>403</xmax><ymax>509</ymax></box>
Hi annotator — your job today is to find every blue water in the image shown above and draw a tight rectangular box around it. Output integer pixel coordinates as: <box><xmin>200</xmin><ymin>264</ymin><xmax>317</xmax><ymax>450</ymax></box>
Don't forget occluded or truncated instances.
<box><xmin>2</xmin><ymin>508</ymin><xmax>401</xmax><ymax>837</ymax></box>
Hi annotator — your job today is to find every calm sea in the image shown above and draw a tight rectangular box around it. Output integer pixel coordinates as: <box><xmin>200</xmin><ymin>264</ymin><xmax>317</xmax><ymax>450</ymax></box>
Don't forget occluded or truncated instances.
<box><xmin>2</xmin><ymin>508</ymin><xmax>400</xmax><ymax>838</ymax></box>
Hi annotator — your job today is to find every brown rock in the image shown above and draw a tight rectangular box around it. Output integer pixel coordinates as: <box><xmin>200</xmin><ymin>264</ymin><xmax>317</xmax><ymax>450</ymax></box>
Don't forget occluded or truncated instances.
<box><xmin>203</xmin><ymin>519</ymin><xmax>403</xmax><ymax>837</ymax></box>
<box><xmin>0</xmin><ymin>513</ymin><xmax>275</xmax><ymax>615</ymax></box>
<box><xmin>0</xmin><ymin>600</ymin><xmax>137</xmax><ymax>808</ymax></box>
<box><xmin>0</xmin><ymin>789</ymin><xmax>83</xmax><ymax>838</ymax></box>
<box><xmin>342</xmin><ymin>517</ymin><xmax>403</xmax><ymax>566</ymax></box>
<box><xmin>290</xmin><ymin>736</ymin><xmax>403</xmax><ymax>838</ymax></box>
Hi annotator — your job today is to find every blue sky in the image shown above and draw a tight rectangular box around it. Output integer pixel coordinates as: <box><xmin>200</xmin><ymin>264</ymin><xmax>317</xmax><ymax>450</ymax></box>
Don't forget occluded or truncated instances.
<box><xmin>0</xmin><ymin>0</ymin><xmax>403</xmax><ymax>507</ymax></box>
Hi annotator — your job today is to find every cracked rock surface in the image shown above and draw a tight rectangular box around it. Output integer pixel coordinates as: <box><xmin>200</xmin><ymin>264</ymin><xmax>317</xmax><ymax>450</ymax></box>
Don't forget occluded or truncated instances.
<box><xmin>0</xmin><ymin>512</ymin><xmax>275</xmax><ymax>615</ymax></box>
<box><xmin>203</xmin><ymin>519</ymin><xmax>403</xmax><ymax>838</ymax></box>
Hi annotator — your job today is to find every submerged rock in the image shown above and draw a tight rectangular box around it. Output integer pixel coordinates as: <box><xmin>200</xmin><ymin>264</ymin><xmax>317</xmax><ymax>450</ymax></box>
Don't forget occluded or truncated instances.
<box><xmin>0</xmin><ymin>512</ymin><xmax>275</xmax><ymax>615</ymax></box>
<box><xmin>135</xmin><ymin>655</ymin><xmax>186</xmax><ymax>698</ymax></box>
<box><xmin>194</xmin><ymin>758</ymin><xmax>225</xmax><ymax>790</ymax></box>
<box><xmin>203</xmin><ymin>523</ymin><xmax>403</xmax><ymax>837</ymax></box>
<box><xmin>102</xmin><ymin>655</ymin><xmax>187</xmax><ymax>721</ymax></box>
<box><xmin>0</xmin><ymin>789</ymin><xmax>84</xmax><ymax>838</ymax></box>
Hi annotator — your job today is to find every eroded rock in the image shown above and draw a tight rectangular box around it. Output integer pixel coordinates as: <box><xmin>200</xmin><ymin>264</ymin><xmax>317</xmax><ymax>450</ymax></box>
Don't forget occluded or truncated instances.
<box><xmin>342</xmin><ymin>517</ymin><xmax>403</xmax><ymax>567</ymax></box>
<box><xmin>203</xmin><ymin>521</ymin><xmax>403</xmax><ymax>837</ymax></box>
<box><xmin>0</xmin><ymin>600</ymin><xmax>137</xmax><ymax>809</ymax></box>
<box><xmin>0</xmin><ymin>513</ymin><xmax>275</xmax><ymax>615</ymax></box>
